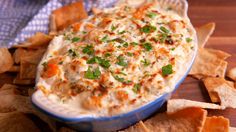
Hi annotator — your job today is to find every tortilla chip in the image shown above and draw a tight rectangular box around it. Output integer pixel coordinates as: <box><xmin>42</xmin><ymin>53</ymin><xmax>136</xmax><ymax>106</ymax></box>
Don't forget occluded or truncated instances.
<box><xmin>13</xmin><ymin>48</ymin><xmax>27</xmax><ymax>64</ymax></box>
<box><xmin>0</xmin><ymin>112</ymin><xmax>40</xmax><ymax>132</ymax></box>
<box><xmin>20</xmin><ymin>60</ymin><xmax>37</xmax><ymax>79</ymax></box>
<box><xmin>202</xmin><ymin>116</ymin><xmax>229</xmax><ymax>132</ymax></box>
<box><xmin>122</xmin><ymin>121</ymin><xmax>150</xmax><ymax>132</ymax></box>
<box><xmin>20</xmin><ymin>48</ymin><xmax>46</xmax><ymax>64</ymax></box>
<box><xmin>13</xmin><ymin>74</ymin><xmax>35</xmax><ymax>85</ymax></box>
<box><xmin>227</xmin><ymin>67</ymin><xmax>236</xmax><ymax>81</ymax></box>
<box><xmin>189</xmin><ymin>48</ymin><xmax>229</xmax><ymax>79</ymax></box>
<box><xmin>214</xmin><ymin>83</ymin><xmax>236</xmax><ymax>108</ymax></box>
<box><xmin>203</xmin><ymin>77</ymin><xmax>234</xmax><ymax>102</ymax></box>
<box><xmin>0</xmin><ymin>48</ymin><xmax>14</xmax><ymax>73</ymax></box>
<box><xmin>7</xmin><ymin>65</ymin><xmax>20</xmax><ymax>72</ymax></box>
<box><xmin>12</xmin><ymin>32</ymin><xmax>52</xmax><ymax>49</ymax></box>
<box><xmin>196</xmin><ymin>22</ymin><xmax>215</xmax><ymax>48</ymax></box>
<box><xmin>51</xmin><ymin>1</ymin><xmax>88</xmax><ymax>31</ymax></box>
<box><xmin>167</xmin><ymin>99</ymin><xmax>224</xmax><ymax>113</ymax></box>
<box><xmin>125</xmin><ymin>107</ymin><xmax>207</xmax><ymax>132</ymax></box>
<box><xmin>28</xmin><ymin>88</ymin><xmax>36</xmax><ymax>97</ymax></box>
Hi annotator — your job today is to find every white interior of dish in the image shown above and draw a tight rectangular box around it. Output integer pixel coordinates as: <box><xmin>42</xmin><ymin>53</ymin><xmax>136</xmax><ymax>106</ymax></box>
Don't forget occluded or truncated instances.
<box><xmin>32</xmin><ymin>0</ymin><xmax>198</xmax><ymax>119</ymax></box>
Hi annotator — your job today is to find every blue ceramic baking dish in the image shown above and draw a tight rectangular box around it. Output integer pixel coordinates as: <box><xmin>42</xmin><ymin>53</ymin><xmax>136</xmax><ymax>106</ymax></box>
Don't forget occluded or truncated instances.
<box><xmin>32</xmin><ymin>0</ymin><xmax>198</xmax><ymax>131</ymax></box>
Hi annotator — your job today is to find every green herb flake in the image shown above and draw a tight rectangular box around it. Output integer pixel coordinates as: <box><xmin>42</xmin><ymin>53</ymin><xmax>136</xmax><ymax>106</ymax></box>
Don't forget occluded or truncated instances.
<box><xmin>101</xmin><ymin>35</ymin><xmax>108</xmax><ymax>42</ymax></box>
<box><xmin>160</xmin><ymin>26</ymin><xmax>170</xmax><ymax>33</ymax></box>
<box><xmin>71</xmin><ymin>37</ymin><xmax>80</xmax><ymax>43</ymax></box>
<box><xmin>42</xmin><ymin>62</ymin><xmax>48</xmax><ymax>69</ymax></box>
<box><xmin>111</xmin><ymin>25</ymin><xmax>117</xmax><ymax>31</ymax></box>
<box><xmin>186</xmin><ymin>37</ymin><xmax>193</xmax><ymax>43</ymax></box>
<box><xmin>130</xmin><ymin>42</ymin><xmax>138</xmax><ymax>46</ymax></box>
<box><xmin>146</xmin><ymin>12</ymin><xmax>157</xmax><ymax>18</ymax></box>
<box><xmin>68</xmin><ymin>49</ymin><xmax>79</xmax><ymax>58</ymax></box>
<box><xmin>118</xmin><ymin>30</ymin><xmax>126</xmax><ymax>35</ymax></box>
<box><xmin>82</xmin><ymin>45</ymin><xmax>94</xmax><ymax>55</ymax></box>
<box><xmin>114</xmin><ymin>75</ymin><xmax>125</xmax><ymax>82</ymax></box>
<box><xmin>104</xmin><ymin>53</ymin><xmax>111</xmax><ymax>57</ymax></box>
<box><xmin>141</xmin><ymin>59</ymin><xmax>150</xmax><ymax>66</ymax></box>
<box><xmin>84</xmin><ymin>67</ymin><xmax>101</xmax><ymax>79</ymax></box>
<box><xmin>171</xmin><ymin>48</ymin><xmax>175</xmax><ymax>51</ymax></box>
<box><xmin>142</xmin><ymin>42</ymin><xmax>152</xmax><ymax>51</ymax></box>
<box><xmin>123</xmin><ymin>42</ymin><xmax>128</xmax><ymax>48</ymax></box>
<box><xmin>127</xmin><ymin>52</ymin><xmax>133</xmax><ymax>57</ymax></box>
<box><xmin>140</xmin><ymin>25</ymin><xmax>157</xmax><ymax>33</ymax></box>
<box><xmin>87</xmin><ymin>56</ymin><xmax>110</xmax><ymax>68</ymax></box>
<box><xmin>58</xmin><ymin>61</ymin><xmax>63</xmax><ymax>65</ymax></box>
<box><xmin>116</xmin><ymin>55</ymin><xmax>128</xmax><ymax>67</ymax></box>
<box><xmin>162</xmin><ymin>64</ymin><xmax>173</xmax><ymax>76</ymax></box>
<box><xmin>82</xmin><ymin>31</ymin><xmax>87</xmax><ymax>34</ymax></box>
<box><xmin>132</xmin><ymin>83</ymin><xmax>141</xmax><ymax>93</ymax></box>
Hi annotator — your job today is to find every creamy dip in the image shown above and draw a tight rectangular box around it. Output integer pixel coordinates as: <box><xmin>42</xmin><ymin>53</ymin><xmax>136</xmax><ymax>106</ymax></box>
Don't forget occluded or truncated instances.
<box><xmin>36</xmin><ymin>3</ymin><xmax>196</xmax><ymax>116</ymax></box>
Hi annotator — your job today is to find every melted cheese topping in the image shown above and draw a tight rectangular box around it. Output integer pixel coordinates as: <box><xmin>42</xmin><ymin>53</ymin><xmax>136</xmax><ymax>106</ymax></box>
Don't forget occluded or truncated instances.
<box><xmin>36</xmin><ymin>3</ymin><xmax>196</xmax><ymax>116</ymax></box>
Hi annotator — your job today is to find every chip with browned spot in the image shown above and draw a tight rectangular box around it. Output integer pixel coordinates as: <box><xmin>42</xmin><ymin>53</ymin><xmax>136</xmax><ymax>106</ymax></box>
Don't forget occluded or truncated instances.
<box><xmin>7</xmin><ymin>65</ymin><xmax>20</xmax><ymax>72</ymax></box>
<box><xmin>0</xmin><ymin>48</ymin><xmax>14</xmax><ymax>73</ymax></box>
<box><xmin>203</xmin><ymin>77</ymin><xmax>234</xmax><ymax>103</ymax></box>
<box><xmin>202</xmin><ymin>116</ymin><xmax>229</xmax><ymax>132</ymax></box>
<box><xmin>167</xmin><ymin>99</ymin><xmax>224</xmax><ymax>113</ymax></box>
<box><xmin>12</xmin><ymin>32</ymin><xmax>52</xmax><ymax>49</ymax></box>
<box><xmin>196</xmin><ymin>22</ymin><xmax>215</xmax><ymax>48</ymax></box>
<box><xmin>189</xmin><ymin>48</ymin><xmax>230</xmax><ymax>79</ymax></box>
<box><xmin>50</xmin><ymin>1</ymin><xmax>88</xmax><ymax>32</ymax></box>
<box><xmin>20</xmin><ymin>60</ymin><xmax>37</xmax><ymax>79</ymax></box>
<box><xmin>124</xmin><ymin>107</ymin><xmax>207</xmax><ymax>132</ymax></box>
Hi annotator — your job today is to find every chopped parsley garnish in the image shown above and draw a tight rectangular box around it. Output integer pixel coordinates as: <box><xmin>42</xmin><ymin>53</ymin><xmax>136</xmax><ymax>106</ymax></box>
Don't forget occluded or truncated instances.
<box><xmin>104</xmin><ymin>53</ymin><xmax>111</xmax><ymax>57</ymax></box>
<box><xmin>140</xmin><ymin>25</ymin><xmax>157</xmax><ymax>33</ymax></box>
<box><xmin>141</xmin><ymin>59</ymin><xmax>150</xmax><ymax>66</ymax></box>
<box><xmin>111</xmin><ymin>25</ymin><xmax>117</xmax><ymax>31</ymax></box>
<box><xmin>123</xmin><ymin>42</ymin><xmax>128</xmax><ymax>48</ymax></box>
<box><xmin>160</xmin><ymin>26</ymin><xmax>170</xmax><ymax>33</ymax></box>
<box><xmin>171</xmin><ymin>48</ymin><xmax>175</xmax><ymax>51</ymax></box>
<box><xmin>114</xmin><ymin>75</ymin><xmax>131</xmax><ymax>84</ymax></box>
<box><xmin>101</xmin><ymin>35</ymin><xmax>108</xmax><ymax>42</ymax></box>
<box><xmin>130</xmin><ymin>42</ymin><xmax>138</xmax><ymax>46</ymax></box>
<box><xmin>162</xmin><ymin>64</ymin><xmax>173</xmax><ymax>76</ymax></box>
<box><xmin>58</xmin><ymin>61</ymin><xmax>63</xmax><ymax>65</ymax></box>
<box><xmin>71</xmin><ymin>37</ymin><xmax>80</xmax><ymax>43</ymax></box>
<box><xmin>82</xmin><ymin>31</ymin><xmax>87</xmax><ymax>34</ymax></box>
<box><xmin>84</xmin><ymin>67</ymin><xmax>101</xmax><ymax>79</ymax></box>
<box><xmin>127</xmin><ymin>52</ymin><xmax>133</xmax><ymax>57</ymax></box>
<box><xmin>42</xmin><ymin>62</ymin><xmax>48</xmax><ymax>69</ymax></box>
<box><xmin>142</xmin><ymin>42</ymin><xmax>152</xmax><ymax>51</ymax></box>
<box><xmin>116</xmin><ymin>55</ymin><xmax>128</xmax><ymax>67</ymax></box>
<box><xmin>118</xmin><ymin>30</ymin><xmax>126</xmax><ymax>34</ymax></box>
<box><xmin>87</xmin><ymin>56</ymin><xmax>110</xmax><ymax>68</ymax></box>
<box><xmin>132</xmin><ymin>83</ymin><xmax>141</xmax><ymax>93</ymax></box>
<box><xmin>82</xmin><ymin>45</ymin><xmax>94</xmax><ymax>55</ymax></box>
<box><xmin>68</xmin><ymin>49</ymin><xmax>79</xmax><ymax>58</ymax></box>
<box><xmin>146</xmin><ymin>12</ymin><xmax>157</xmax><ymax>18</ymax></box>
<box><xmin>112</xmin><ymin>38</ymin><xmax>125</xmax><ymax>43</ymax></box>
<box><xmin>186</xmin><ymin>37</ymin><xmax>193</xmax><ymax>43</ymax></box>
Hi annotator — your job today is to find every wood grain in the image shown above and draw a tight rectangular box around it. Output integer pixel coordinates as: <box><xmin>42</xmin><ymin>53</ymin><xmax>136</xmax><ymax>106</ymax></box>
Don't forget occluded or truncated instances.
<box><xmin>171</xmin><ymin>0</ymin><xmax>236</xmax><ymax>127</ymax></box>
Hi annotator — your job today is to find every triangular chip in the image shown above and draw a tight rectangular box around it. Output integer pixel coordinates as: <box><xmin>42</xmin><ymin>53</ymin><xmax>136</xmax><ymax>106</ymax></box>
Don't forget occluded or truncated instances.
<box><xmin>20</xmin><ymin>60</ymin><xmax>37</xmax><ymax>79</ymax></box>
<box><xmin>203</xmin><ymin>77</ymin><xmax>234</xmax><ymax>102</ymax></box>
<box><xmin>13</xmin><ymin>48</ymin><xmax>27</xmax><ymax>64</ymax></box>
<box><xmin>0</xmin><ymin>112</ymin><xmax>40</xmax><ymax>132</ymax></box>
<box><xmin>122</xmin><ymin>121</ymin><xmax>150</xmax><ymax>132</ymax></box>
<box><xmin>0</xmin><ymin>84</ymin><xmax>20</xmax><ymax>95</ymax></box>
<box><xmin>50</xmin><ymin>1</ymin><xmax>88</xmax><ymax>32</ymax></box>
<box><xmin>7</xmin><ymin>65</ymin><xmax>20</xmax><ymax>72</ymax></box>
<box><xmin>167</xmin><ymin>99</ymin><xmax>224</xmax><ymax>113</ymax></box>
<box><xmin>12</xmin><ymin>32</ymin><xmax>52</xmax><ymax>49</ymax></box>
<box><xmin>189</xmin><ymin>48</ymin><xmax>230</xmax><ymax>79</ymax></box>
<box><xmin>214</xmin><ymin>83</ymin><xmax>236</xmax><ymax>108</ymax></box>
<box><xmin>0</xmin><ymin>48</ymin><xmax>14</xmax><ymax>73</ymax></box>
<box><xmin>196</xmin><ymin>22</ymin><xmax>215</xmax><ymax>48</ymax></box>
<box><xmin>124</xmin><ymin>107</ymin><xmax>207</xmax><ymax>132</ymax></box>
<box><xmin>227</xmin><ymin>67</ymin><xmax>236</xmax><ymax>81</ymax></box>
<box><xmin>202</xmin><ymin>116</ymin><xmax>229</xmax><ymax>132</ymax></box>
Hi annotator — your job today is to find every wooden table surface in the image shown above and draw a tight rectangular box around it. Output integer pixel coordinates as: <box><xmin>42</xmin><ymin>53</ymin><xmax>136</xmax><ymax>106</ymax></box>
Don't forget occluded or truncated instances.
<box><xmin>0</xmin><ymin>0</ymin><xmax>235</xmax><ymax>130</ymax></box>
<box><xmin>171</xmin><ymin>0</ymin><xmax>236</xmax><ymax>127</ymax></box>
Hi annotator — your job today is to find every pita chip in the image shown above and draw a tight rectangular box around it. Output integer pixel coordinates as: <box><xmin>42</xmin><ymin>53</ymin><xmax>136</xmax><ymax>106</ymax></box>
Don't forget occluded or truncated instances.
<box><xmin>0</xmin><ymin>112</ymin><xmax>40</xmax><ymax>132</ymax></box>
<box><xmin>189</xmin><ymin>48</ymin><xmax>230</xmax><ymax>79</ymax></box>
<box><xmin>167</xmin><ymin>99</ymin><xmax>224</xmax><ymax>113</ymax></box>
<box><xmin>0</xmin><ymin>48</ymin><xmax>14</xmax><ymax>73</ymax></box>
<box><xmin>12</xmin><ymin>32</ymin><xmax>52</xmax><ymax>49</ymax></box>
<box><xmin>7</xmin><ymin>65</ymin><xmax>20</xmax><ymax>72</ymax></box>
<box><xmin>0</xmin><ymin>84</ymin><xmax>20</xmax><ymax>95</ymax></box>
<box><xmin>122</xmin><ymin>121</ymin><xmax>150</xmax><ymax>132</ymax></box>
<box><xmin>202</xmin><ymin>116</ymin><xmax>229</xmax><ymax>132</ymax></box>
<box><xmin>196</xmin><ymin>22</ymin><xmax>215</xmax><ymax>48</ymax></box>
<box><xmin>203</xmin><ymin>77</ymin><xmax>234</xmax><ymax>103</ymax></box>
<box><xmin>124</xmin><ymin>107</ymin><xmax>207</xmax><ymax>132</ymax></box>
<box><xmin>50</xmin><ymin>1</ymin><xmax>88</xmax><ymax>32</ymax></box>
<box><xmin>227</xmin><ymin>67</ymin><xmax>236</xmax><ymax>81</ymax></box>
<box><xmin>214</xmin><ymin>83</ymin><xmax>236</xmax><ymax>108</ymax></box>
